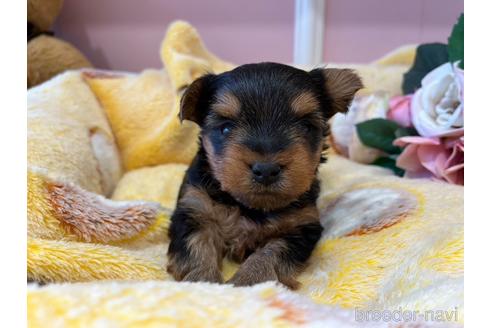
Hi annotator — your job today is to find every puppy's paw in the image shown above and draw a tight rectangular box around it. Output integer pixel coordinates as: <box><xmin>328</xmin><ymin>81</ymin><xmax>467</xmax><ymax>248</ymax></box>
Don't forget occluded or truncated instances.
<box><xmin>166</xmin><ymin>258</ymin><xmax>189</xmax><ymax>281</ymax></box>
<box><xmin>227</xmin><ymin>265</ymin><xmax>302</xmax><ymax>289</ymax></box>
<box><xmin>227</xmin><ymin>264</ymin><xmax>277</xmax><ymax>287</ymax></box>
<box><xmin>278</xmin><ymin>276</ymin><xmax>301</xmax><ymax>290</ymax></box>
<box><xmin>183</xmin><ymin>267</ymin><xmax>224</xmax><ymax>284</ymax></box>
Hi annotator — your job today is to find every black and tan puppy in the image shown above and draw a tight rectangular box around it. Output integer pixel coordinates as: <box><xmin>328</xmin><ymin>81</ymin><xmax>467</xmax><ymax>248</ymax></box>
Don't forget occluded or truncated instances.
<box><xmin>167</xmin><ymin>63</ymin><xmax>362</xmax><ymax>289</ymax></box>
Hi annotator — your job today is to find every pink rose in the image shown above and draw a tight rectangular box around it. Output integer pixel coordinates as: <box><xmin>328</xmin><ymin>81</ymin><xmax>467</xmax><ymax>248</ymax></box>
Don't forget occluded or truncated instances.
<box><xmin>387</xmin><ymin>95</ymin><xmax>413</xmax><ymax>127</ymax></box>
<box><xmin>394</xmin><ymin>135</ymin><xmax>464</xmax><ymax>185</ymax></box>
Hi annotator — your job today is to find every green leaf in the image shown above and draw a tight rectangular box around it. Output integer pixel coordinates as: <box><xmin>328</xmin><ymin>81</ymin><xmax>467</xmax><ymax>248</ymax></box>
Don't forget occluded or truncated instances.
<box><xmin>448</xmin><ymin>13</ymin><xmax>464</xmax><ymax>69</ymax></box>
<box><xmin>372</xmin><ymin>157</ymin><xmax>405</xmax><ymax>177</ymax></box>
<box><xmin>356</xmin><ymin>118</ymin><xmax>401</xmax><ymax>154</ymax></box>
<box><xmin>402</xmin><ymin>43</ymin><xmax>449</xmax><ymax>94</ymax></box>
<box><xmin>394</xmin><ymin>126</ymin><xmax>419</xmax><ymax>139</ymax></box>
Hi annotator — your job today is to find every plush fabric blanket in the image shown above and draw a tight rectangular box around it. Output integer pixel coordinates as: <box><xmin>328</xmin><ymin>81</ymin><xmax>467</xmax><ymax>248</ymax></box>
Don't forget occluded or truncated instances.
<box><xmin>27</xmin><ymin>21</ymin><xmax>463</xmax><ymax>327</ymax></box>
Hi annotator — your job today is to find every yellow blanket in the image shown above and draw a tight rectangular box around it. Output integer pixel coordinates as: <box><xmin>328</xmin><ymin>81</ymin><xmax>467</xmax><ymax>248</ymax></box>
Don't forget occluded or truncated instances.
<box><xmin>27</xmin><ymin>21</ymin><xmax>463</xmax><ymax>326</ymax></box>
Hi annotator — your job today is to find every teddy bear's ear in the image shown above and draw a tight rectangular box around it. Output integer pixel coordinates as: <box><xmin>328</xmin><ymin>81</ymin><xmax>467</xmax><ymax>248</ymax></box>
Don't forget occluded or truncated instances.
<box><xmin>309</xmin><ymin>68</ymin><xmax>363</xmax><ymax>117</ymax></box>
<box><xmin>179</xmin><ymin>74</ymin><xmax>215</xmax><ymax>125</ymax></box>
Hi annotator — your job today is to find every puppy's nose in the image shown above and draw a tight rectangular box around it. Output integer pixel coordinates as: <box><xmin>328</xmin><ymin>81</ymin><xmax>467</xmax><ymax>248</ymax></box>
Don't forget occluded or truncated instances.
<box><xmin>252</xmin><ymin>162</ymin><xmax>281</xmax><ymax>185</ymax></box>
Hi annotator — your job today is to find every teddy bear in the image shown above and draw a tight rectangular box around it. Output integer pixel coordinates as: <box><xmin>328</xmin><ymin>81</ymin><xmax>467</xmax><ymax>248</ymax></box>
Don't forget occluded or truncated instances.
<box><xmin>27</xmin><ymin>0</ymin><xmax>93</xmax><ymax>88</ymax></box>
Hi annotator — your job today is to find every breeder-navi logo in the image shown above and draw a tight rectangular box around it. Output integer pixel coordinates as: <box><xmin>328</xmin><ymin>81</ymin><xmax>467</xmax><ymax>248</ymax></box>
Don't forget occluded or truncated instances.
<box><xmin>355</xmin><ymin>307</ymin><xmax>459</xmax><ymax>323</ymax></box>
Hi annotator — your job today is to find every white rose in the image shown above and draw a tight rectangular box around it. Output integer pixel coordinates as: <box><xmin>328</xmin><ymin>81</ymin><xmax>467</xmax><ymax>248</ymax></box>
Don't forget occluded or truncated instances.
<box><xmin>330</xmin><ymin>92</ymin><xmax>389</xmax><ymax>164</ymax></box>
<box><xmin>411</xmin><ymin>62</ymin><xmax>464</xmax><ymax>137</ymax></box>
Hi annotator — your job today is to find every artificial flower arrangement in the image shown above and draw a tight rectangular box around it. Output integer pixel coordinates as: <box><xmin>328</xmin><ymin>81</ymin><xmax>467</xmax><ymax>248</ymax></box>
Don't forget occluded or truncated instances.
<box><xmin>331</xmin><ymin>14</ymin><xmax>464</xmax><ymax>185</ymax></box>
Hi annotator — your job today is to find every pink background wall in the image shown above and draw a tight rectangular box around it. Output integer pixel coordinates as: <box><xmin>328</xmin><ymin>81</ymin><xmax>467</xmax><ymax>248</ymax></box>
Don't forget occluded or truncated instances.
<box><xmin>54</xmin><ymin>0</ymin><xmax>463</xmax><ymax>72</ymax></box>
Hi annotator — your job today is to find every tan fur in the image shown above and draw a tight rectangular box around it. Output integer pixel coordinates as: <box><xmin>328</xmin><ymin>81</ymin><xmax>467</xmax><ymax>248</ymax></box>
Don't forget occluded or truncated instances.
<box><xmin>227</xmin><ymin>239</ymin><xmax>302</xmax><ymax>289</ymax></box>
<box><xmin>226</xmin><ymin>206</ymin><xmax>318</xmax><ymax>289</ymax></box>
<box><xmin>47</xmin><ymin>182</ymin><xmax>159</xmax><ymax>243</ymax></box>
<box><xmin>204</xmin><ymin>135</ymin><xmax>322</xmax><ymax>211</ymax></box>
<box><xmin>176</xmin><ymin>70</ymin><xmax>329</xmax><ymax>286</ymax></box>
<box><xmin>173</xmin><ymin>185</ymin><xmax>251</xmax><ymax>262</ymax></box>
<box><xmin>321</xmin><ymin>68</ymin><xmax>363</xmax><ymax>114</ymax></box>
<box><xmin>167</xmin><ymin>186</ymin><xmax>233</xmax><ymax>282</ymax></box>
<box><xmin>290</xmin><ymin>92</ymin><xmax>320</xmax><ymax>116</ymax></box>
<box><xmin>227</xmin><ymin>240</ymin><xmax>286</xmax><ymax>286</ymax></box>
<box><xmin>168</xmin><ymin>186</ymin><xmax>319</xmax><ymax>288</ymax></box>
<box><xmin>171</xmin><ymin>224</ymin><xmax>224</xmax><ymax>283</ymax></box>
<box><xmin>212</xmin><ymin>92</ymin><xmax>241</xmax><ymax>118</ymax></box>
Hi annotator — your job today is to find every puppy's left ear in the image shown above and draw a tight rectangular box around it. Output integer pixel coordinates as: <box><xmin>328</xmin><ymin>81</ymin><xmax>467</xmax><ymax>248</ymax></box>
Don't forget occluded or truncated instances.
<box><xmin>179</xmin><ymin>74</ymin><xmax>214</xmax><ymax>126</ymax></box>
<box><xmin>309</xmin><ymin>68</ymin><xmax>363</xmax><ymax>117</ymax></box>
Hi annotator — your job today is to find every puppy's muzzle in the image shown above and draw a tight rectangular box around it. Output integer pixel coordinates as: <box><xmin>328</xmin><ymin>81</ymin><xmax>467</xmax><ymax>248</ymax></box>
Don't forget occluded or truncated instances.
<box><xmin>251</xmin><ymin>161</ymin><xmax>282</xmax><ymax>185</ymax></box>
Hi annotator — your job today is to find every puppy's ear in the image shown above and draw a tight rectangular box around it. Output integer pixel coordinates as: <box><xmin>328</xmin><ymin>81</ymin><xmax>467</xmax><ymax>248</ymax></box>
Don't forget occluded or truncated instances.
<box><xmin>309</xmin><ymin>68</ymin><xmax>363</xmax><ymax>116</ymax></box>
<box><xmin>179</xmin><ymin>74</ymin><xmax>214</xmax><ymax>125</ymax></box>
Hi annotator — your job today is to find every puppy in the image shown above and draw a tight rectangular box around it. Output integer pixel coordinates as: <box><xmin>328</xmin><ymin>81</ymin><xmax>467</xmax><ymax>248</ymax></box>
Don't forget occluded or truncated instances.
<box><xmin>167</xmin><ymin>63</ymin><xmax>362</xmax><ymax>289</ymax></box>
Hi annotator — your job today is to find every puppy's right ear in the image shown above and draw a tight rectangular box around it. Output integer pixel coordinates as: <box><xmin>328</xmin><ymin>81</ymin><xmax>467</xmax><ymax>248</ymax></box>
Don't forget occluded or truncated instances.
<box><xmin>179</xmin><ymin>74</ymin><xmax>214</xmax><ymax>126</ymax></box>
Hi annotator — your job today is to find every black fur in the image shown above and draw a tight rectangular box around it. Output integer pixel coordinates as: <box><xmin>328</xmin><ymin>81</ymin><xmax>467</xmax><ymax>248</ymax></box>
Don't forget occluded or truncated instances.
<box><xmin>167</xmin><ymin>62</ymin><xmax>360</xmax><ymax>286</ymax></box>
<box><xmin>179</xmin><ymin>146</ymin><xmax>321</xmax><ymax>222</ymax></box>
<box><xmin>281</xmin><ymin>223</ymin><xmax>323</xmax><ymax>265</ymax></box>
<box><xmin>199</xmin><ymin>63</ymin><xmax>328</xmax><ymax>158</ymax></box>
<box><xmin>168</xmin><ymin>144</ymin><xmax>323</xmax><ymax>267</ymax></box>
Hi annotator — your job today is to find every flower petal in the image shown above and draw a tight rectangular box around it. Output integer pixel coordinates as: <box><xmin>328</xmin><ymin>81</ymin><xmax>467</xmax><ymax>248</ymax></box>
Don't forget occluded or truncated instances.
<box><xmin>348</xmin><ymin>136</ymin><xmax>382</xmax><ymax>164</ymax></box>
<box><xmin>445</xmin><ymin>163</ymin><xmax>465</xmax><ymax>174</ymax></box>
<box><xmin>388</xmin><ymin>95</ymin><xmax>413</xmax><ymax>127</ymax></box>
<box><xmin>437</xmin><ymin>128</ymin><xmax>464</xmax><ymax>138</ymax></box>
<box><xmin>411</xmin><ymin>62</ymin><xmax>464</xmax><ymax>137</ymax></box>
<box><xmin>443</xmin><ymin>164</ymin><xmax>464</xmax><ymax>185</ymax></box>
<box><xmin>396</xmin><ymin>144</ymin><xmax>423</xmax><ymax>172</ymax></box>
<box><xmin>404</xmin><ymin>169</ymin><xmax>435</xmax><ymax>180</ymax></box>
<box><xmin>421</xmin><ymin>62</ymin><xmax>454</xmax><ymax>86</ymax></box>
<box><xmin>416</xmin><ymin>144</ymin><xmax>447</xmax><ymax>177</ymax></box>
<box><xmin>393</xmin><ymin>136</ymin><xmax>440</xmax><ymax>147</ymax></box>
<box><xmin>330</xmin><ymin>113</ymin><xmax>353</xmax><ymax>156</ymax></box>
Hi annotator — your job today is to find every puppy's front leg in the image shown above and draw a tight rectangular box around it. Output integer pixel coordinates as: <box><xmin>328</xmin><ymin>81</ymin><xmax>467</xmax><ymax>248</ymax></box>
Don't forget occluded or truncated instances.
<box><xmin>167</xmin><ymin>187</ymin><xmax>225</xmax><ymax>283</ymax></box>
<box><xmin>167</xmin><ymin>207</ymin><xmax>223</xmax><ymax>283</ymax></box>
<box><xmin>227</xmin><ymin>222</ymin><xmax>323</xmax><ymax>289</ymax></box>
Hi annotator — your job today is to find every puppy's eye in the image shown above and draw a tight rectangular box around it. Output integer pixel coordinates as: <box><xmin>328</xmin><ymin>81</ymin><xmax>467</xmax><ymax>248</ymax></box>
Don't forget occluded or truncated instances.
<box><xmin>220</xmin><ymin>123</ymin><xmax>233</xmax><ymax>136</ymax></box>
